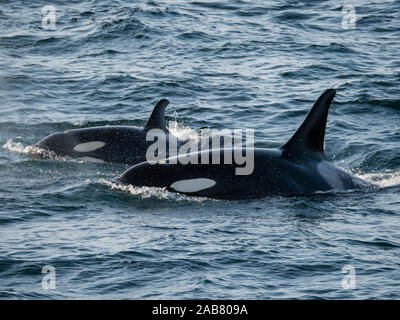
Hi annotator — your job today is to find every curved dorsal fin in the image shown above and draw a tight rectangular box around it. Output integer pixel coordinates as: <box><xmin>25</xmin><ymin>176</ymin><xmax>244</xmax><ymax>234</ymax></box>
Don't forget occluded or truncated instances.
<box><xmin>144</xmin><ymin>99</ymin><xmax>169</xmax><ymax>132</ymax></box>
<box><xmin>280</xmin><ymin>89</ymin><xmax>336</xmax><ymax>154</ymax></box>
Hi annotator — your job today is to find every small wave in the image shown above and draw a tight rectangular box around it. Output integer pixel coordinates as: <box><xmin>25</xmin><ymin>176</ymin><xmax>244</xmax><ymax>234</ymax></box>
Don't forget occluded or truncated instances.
<box><xmin>91</xmin><ymin>13</ymin><xmax>153</xmax><ymax>40</ymax></box>
<box><xmin>235</xmin><ymin>6</ymin><xmax>269</xmax><ymax>17</ymax></box>
<box><xmin>274</xmin><ymin>11</ymin><xmax>312</xmax><ymax>22</ymax></box>
<box><xmin>190</xmin><ymin>1</ymin><xmax>239</xmax><ymax>11</ymax></box>
<box><xmin>77</xmin><ymin>49</ymin><xmax>126</xmax><ymax>58</ymax></box>
<box><xmin>343</xmin><ymin>238</ymin><xmax>400</xmax><ymax>249</ymax></box>
<box><xmin>281</xmin><ymin>64</ymin><xmax>336</xmax><ymax>78</ymax></box>
<box><xmin>178</xmin><ymin>31</ymin><xmax>216</xmax><ymax>41</ymax></box>
<box><xmin>361</xmin><ymin>148</ymin><xmax>400</xmax><ymax>171</ymax></box>
<box><xmin>362</xmin><ymin>98</ymin><xmax>400</xmax><ymax>111</ymax></box>
<box><xmin>307</xmin><ymin>42</ymin><xmax>358</xmax><ymax>54</ymax></box>
<box><xmin>99</xmin><ymin>179</ymin><xmax>209</xmax><ymax>203</ymax></box>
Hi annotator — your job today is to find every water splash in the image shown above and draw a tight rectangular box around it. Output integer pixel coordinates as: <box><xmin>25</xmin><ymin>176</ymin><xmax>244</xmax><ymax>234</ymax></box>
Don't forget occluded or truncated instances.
<box><xmin>357</xmin><ymin>171</ymin><xmax>400</xmax><ymax>188</ymax></box>
<box><xmin>167</xmin><ymin>119</ymin><xmax>198</xmax><ymax>140</ymax></box>
<box><xmin>168</xmin><ymin>119</ymin><xmax>235</xmax><ymax>145</ymax></box>
<box><xmin>2</xmin><ymin>138</ymin><xmax>97</xmax><ymax>163</ymax></box>
<box><xmin>99</xmin><ymin>178</ymin><xmax>210</xmax><ymax>202</ymax></box>
<box><xmin>2</xmin><ymin>138</ymin><xmax>56</xmax><ymax>159</ymax></box>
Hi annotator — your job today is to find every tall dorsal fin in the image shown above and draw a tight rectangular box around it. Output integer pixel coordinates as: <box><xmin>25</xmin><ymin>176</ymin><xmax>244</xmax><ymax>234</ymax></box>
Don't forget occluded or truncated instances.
<box><xmin>280</xmin><ymin>89</ymin><xmax>336</xmax><ymax>154</ymax></box>
<box><xmin>144</xmin><ymin>99</ymin><xmax>169</xmax><ymax>132</ymax></box>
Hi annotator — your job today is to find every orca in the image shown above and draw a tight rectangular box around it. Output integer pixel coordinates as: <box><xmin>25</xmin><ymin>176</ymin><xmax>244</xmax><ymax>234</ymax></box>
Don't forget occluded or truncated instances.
<box><xmin>119</xmin><ymin>89</ymin><xmax>372</xmax><ymax>199</ymax></box>
<box><xmin>36</xmin><ymin>99</ymin><xmax>184</xmax><ymax>164</ymax></box>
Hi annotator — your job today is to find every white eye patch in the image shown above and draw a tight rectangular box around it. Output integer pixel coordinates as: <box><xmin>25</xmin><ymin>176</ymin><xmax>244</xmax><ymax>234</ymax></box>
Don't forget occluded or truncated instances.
<box><xmin>74</xmin><ymin>141</ymin><xmax>106</xmax><ymax>152</ymax></box>
<box><xmin>170</xmin><ymin>178</ymin><xmax>216</xmax><ymax>193</ymax></box>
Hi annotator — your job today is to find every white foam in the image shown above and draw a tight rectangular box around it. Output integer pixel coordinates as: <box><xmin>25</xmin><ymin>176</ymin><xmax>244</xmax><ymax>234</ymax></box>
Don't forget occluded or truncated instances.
<box><xmin>168</xmin><ymin>120</ymin><xmax>227</xmax><ymax>142</ymax></box>
<box><xmin>2</xmin><ymin>138</ymin><xmax>57</xmax><ymax>158</ymax></box>
<box><xmin>356</xmin><ymin>171</ymin><xmax>400</xmax><ymax>188</ymax></box>
<box><xmin>3</xmin><ymin>138</ymin><xmax>102</xmax><ymax>163</ymax></box>
<box><xmin>167</xmin><ymin>120</ymin><xmax>199</xmax><ymax>140</ymax></box>
<box><xmin>99</xmin><ymin>179</ymin><xmax>212</xmax><ymax>202</ymax></box>
<box><xmin>77</xmin><ymin>156</ymin><xmax>105</xmax><ymax>163</ymax></box>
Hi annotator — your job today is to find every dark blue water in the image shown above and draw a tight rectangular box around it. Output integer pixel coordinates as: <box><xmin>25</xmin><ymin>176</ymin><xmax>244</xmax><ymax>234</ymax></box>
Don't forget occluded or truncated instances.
<box><xmin>1</xmin><ymin>0</ymin><xmax>400</xmax><ymax>299</ymax></box>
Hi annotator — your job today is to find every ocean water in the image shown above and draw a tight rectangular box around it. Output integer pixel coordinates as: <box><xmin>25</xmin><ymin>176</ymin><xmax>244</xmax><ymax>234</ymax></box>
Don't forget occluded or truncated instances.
<box><xmin>1</xmin><ymin>0</ymin><xmax>399</xmax><ymax>299</ymax></box>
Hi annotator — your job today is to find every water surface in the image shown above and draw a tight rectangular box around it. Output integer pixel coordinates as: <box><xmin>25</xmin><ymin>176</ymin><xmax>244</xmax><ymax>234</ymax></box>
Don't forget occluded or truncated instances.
<box><xmin>0</xmin><ymin>0</ymin><xmax>399</xmax><ymax>299</ymax></box>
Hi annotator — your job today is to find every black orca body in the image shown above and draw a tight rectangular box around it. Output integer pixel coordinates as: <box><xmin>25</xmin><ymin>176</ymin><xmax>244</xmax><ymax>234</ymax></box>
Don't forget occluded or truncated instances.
<box><xmin>119</xmin><ymin>89</ymin><xmax>371</xmax><ymax>199</ymax></box>
<box><xmin>36</xmin><ymin>99</ymin><xmax>183</xmax><ymax>164</ymax></box>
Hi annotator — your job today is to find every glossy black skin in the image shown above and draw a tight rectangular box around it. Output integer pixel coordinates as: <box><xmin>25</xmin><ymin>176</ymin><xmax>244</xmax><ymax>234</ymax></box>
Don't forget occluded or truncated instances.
<box><xmin>36</xmin><ymin>126</ymin><xmax>182</xmax><ymax>165</ymax></box>
<box><xmin>119</xmin><ymin>89</ymin><xmax>373</xmax><ymax>199</ymax></box>
<box><xmin>119</xmin><ymin>148</ymin><xmax>360</xmax><ymax>200</ymax></box>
